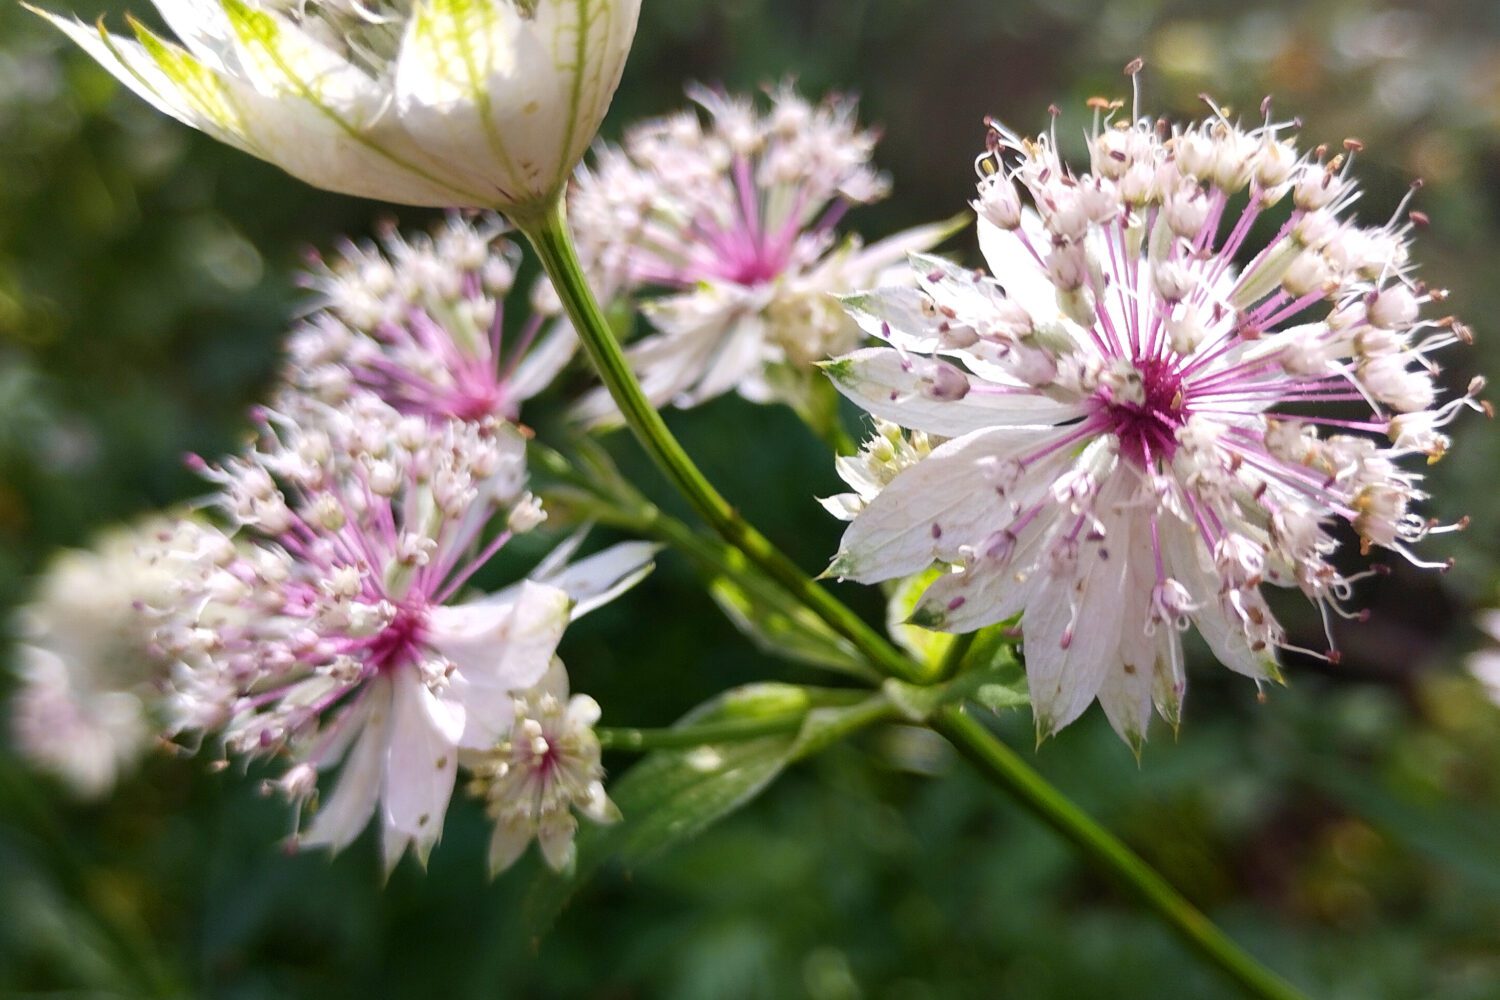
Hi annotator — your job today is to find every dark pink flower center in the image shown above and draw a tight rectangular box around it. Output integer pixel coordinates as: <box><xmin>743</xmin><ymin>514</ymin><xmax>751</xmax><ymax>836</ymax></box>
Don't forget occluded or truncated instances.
<box><xmin>1102</xmin><ymin>357</ymin><xmax>1186</xmax><ymax>468</ymax></box>
<box><xmin>367</xmin><ymin>602</ymin><xmax>429</xmax><ymax>672</ymax></box>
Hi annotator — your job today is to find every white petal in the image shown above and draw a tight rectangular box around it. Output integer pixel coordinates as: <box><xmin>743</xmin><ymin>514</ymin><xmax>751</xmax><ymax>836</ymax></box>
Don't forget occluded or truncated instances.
<box><xmin>531</xmin><ymin>541</ymin><xmax>658</xmax><ymax>620</ymax></box>
<box><xmin>507</xmin><ymin>319</ymin><xmax>578</xmax><ymax>402</ymax></box>
<box><xmin>1161</xmin><ymin>520</ymin><xmax>1281</xmax><ymax>681</ymax></box>
<box><xmin>487</xmin><ymin>820</ymin><xmax>533</xmax><ymax>876</ymax></box>
<box><xmin>833</xmin><ymin>424</ymin><xmax>1071</xmax><ymax>584</ymax></box>
<box><xmin>976</xmin><ymin>211</ymin><xmax>1061</xmax><ymax>321</ymax></box>
<box><xmin>430</xmin><ymin>581</ymin><xmax>570</xmax><ymax>747</ymax></box>
<box><xmin>1021</xmin><ymin>495</ymin><xmax>1136</xmax><ymax>736</ymax></box>
<box><xmin>395</xmin><ymin>0</ymin><xmax>641</xmax><ymax>211</ymax></box>
<box><xmin>825</xmin><ymin>346</ymin><xmax>1087</xmax><ymax>436</ymax></box>
<box><xmin>30</xmin><ymin>11</ymin><xmax>247</xmax><ymax>142</ymax></box>
<box><xmin>382</xmin><ymin>668</ymin><xmax>463</xmax><ymax>864</ymax></box>
<box><xmin>301</xmin><ymin>689</ymin><xmax>387</xmax><ymax>852</ymax></box>
<box><xmin>831</xmin><ymin>217</ymin><xmax>963</xmax><ymax>285</ymax></box>
<box><xmin>214</xmin><ymin>1</ymin><xmax>488</xmax><ymax>206</ymax></box>
<box><xmin>682</xmin><ymin>313</ymin><xmax>769</xmax><ymax>407</ymax></box>
<box><xmin>1096</xmin><ymin>523</ymin><xmax>1164</xmax><ymax>749</ymax></box>
<box><xmin>911</xmin><ymin>506</ymin><xmax>1057</xmax><ymax>631</ymax></box>
<box><xmin>537</xmin><ymin>815</ymin><xmax>579</xmax><ymax>871</ymax></box>
<box><xmin>149</xmin><ymin>0</ymin><xmax>237</xmax><ymax>69</ymax></box>
<box><xmin>840</xmin><ymin>285</ymin><xmax>945</xmax><ymax>350</ymax></box>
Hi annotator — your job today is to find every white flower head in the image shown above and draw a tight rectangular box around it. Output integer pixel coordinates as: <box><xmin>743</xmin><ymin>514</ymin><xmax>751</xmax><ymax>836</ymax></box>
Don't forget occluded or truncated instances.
<box><xmin>565</xmin><ymin>82</ymin><xmax>958</xmax><ymax>420</ymax></box>
<box><xmin>824</xmin><ymin>74</ymin><xmax>1481</xmax><ymax>750</ymax></box>
<box><xmin>31</xmin><ymin>0</ymin><xmax>641</xmax><ymax>218</ymax></box>
<box><xmin>9</xmin><ymin>519</ymin><xmax>194</xmax><ymax>797</ymax></box>
<box><xmin>287</xmin><ymin>213</ymin><xmax>575</xmax><ymax>422</ymax></box>
<box><xmin>152</xmin><ymin>395</ymin><xmax>570</xmax><ymax>870</ymax></box>
<box><xmin>466</xmin><ymin>658</ymin><xmax>618</xmax><ymax>875</ymax></box>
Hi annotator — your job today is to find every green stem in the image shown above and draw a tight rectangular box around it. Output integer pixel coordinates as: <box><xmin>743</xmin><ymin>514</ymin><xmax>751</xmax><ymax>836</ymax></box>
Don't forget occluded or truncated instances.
<box><xmin>521</xmin><ymin>203</ymin><xmax>922</xmax><ymax>685</ymax></box>
<box><xmin>931</xmin><ymin>706</ymin><xmax>1310</xmax><ymax>1000</ymax></box>
<box><xmin>597</xmin><ymin>714</ymin><xmax>805</xmax><ymax>751</ymax></box>
<box><xmin>932</xmin><ymin>630</ymin><xmax>977</xmax><ymax>682</ymax></box>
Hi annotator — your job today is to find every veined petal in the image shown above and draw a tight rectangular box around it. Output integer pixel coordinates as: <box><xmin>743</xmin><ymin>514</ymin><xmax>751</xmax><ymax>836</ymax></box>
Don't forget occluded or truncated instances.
<box><xmin>1021</xmin><ymin>504</ymin><xmax>1133</xmax><ymax>736</ymax></box>
<box><xmin>382</xmin><ymin>667</ymin><xmax>463</xmax><ymax>865</ymax></box>
<box><xmin>30</xmin><ymin>10</ymin><xmax>252</xmax><ymax>148</ymax></box>
<box><xmin>1096</xmin><ymin>518</ymin><xmax>1165</xmax><ymax>750</ymax></box>
<box><xmin>825</xmin><ymin>346</ymin><xmax>1087</xmax><ymax>436</ymax></box>
<box><xmin>525</xmin><ymin>0</ymin><xmax>641</xmax><ymax>189</ymax></box>
<box><xmin>213</xmin><ymin>0</ymin><xmax>489</xmax><ymax>206</ymax></box>
<box><xmin>833</xmin><ymin>425</ymin><xmax>1067</xmax><ymax>584</ymax></box>
<box><xmin>396</xmin><ymin>0</ymin><xmax>641</xmax><ymax>212</ymax></box>
<box><xmin>149</xmin><ymin>0</ymin><xmax>239</xmax><ymax>70</ymax></box>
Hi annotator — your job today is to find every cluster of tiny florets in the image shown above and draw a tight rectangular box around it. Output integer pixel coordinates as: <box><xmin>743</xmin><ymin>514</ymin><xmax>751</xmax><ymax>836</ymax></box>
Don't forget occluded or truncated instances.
<box><xmin>568</xmin><ymin>82</ymin><xmax>946</xmax><ymax>417</ymax></box>
<box><xmin>288</xmin><ymin>214</ymin><xmax>573</xmax><ymax>423</ymax></box>
<box><xmin>466</xmin><ymin>661</ymin><xmax>618</xmax><ymax>875</ymax></box>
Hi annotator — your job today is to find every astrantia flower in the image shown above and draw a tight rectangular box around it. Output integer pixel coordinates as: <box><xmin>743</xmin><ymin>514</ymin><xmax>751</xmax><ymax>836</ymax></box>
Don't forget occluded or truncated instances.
<box><xmin>567</xmin><ymin>83</ymin><xmax>957</xmax><ymax>419</ymax></box>
<box><xmin>465</xmin><ymin>658</ymin><xmax>616</xmax><ymax>874</ymax></box>
<box><xmin>31</xmin><ymin>0</ymin><xmax>640</xmax><ymax>217</ymax></box>
<box><xmin>288</xmin><ymin>214</ymin><xmax>574</xmax><ymax>422</ymax></box>
<box><xmin>9</xmin><ymin>520</ymin><xmax>190</xmax><ymax>797</ymax></box>
<box><xmin>825</xmin><ymin>80</ymin><xmax>1483</xmax><ymax>748</ymax></box>
<box><xmin>143</xmin><ymin>395</ymin><xmax>648</xmax><ymax>868</ymax></box>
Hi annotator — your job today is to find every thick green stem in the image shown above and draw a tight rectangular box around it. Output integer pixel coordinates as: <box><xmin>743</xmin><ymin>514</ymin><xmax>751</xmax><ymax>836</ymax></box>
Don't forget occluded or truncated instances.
<box><xmin>932</xmin><ymin>706</ymin><xmax>1310</xmax><ymax>1000</ymax></box>
<box><xmin>522</xmin><ymin>202</ymin><xmax>921</xmax><ymax>684</ymax></box>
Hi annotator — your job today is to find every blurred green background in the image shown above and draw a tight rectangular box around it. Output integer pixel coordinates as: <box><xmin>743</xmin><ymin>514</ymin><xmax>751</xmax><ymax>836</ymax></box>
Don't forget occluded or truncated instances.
<box><xmin>3</xmin><ymin>0</ymin><xmax>1500</xmax><ymax>996</ymax></box>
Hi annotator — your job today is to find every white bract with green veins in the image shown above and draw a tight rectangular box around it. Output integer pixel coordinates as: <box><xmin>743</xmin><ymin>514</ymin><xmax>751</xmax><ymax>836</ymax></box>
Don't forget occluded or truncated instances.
<box><xmin>31</xmin><ymin>0</ymin><xmax>640</xmax><ymax>216</ymax></box>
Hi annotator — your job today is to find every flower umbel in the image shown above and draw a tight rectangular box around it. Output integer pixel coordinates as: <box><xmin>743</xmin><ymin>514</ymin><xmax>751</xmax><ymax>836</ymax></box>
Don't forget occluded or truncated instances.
<box><xmin>568</xmin><ymin>83</ymin><xmax>956</xmax><ymax>419</ymax></box>
<box><xmin>149</xmin><ymin>395</ymin><xmax>567</xmax><ymax>868</ymax></box>
<box><xmin>288</xmin><ymin>214</ymin><xmax>575</xmax><ymax>422</ymax></box>
<box><xmin>31</xmin><ymin>0</ymin><xmax>641</xmax><ymax>216</ymax></box>
<box><xmin>826</xmin><ymin>75</ymin><xmax>1483</xmax><ymax>748</ymax></box>
<box><xmin>466</xmin><ymin>659</ymin><xmax>618</xmax><ymax>875</ymax></box>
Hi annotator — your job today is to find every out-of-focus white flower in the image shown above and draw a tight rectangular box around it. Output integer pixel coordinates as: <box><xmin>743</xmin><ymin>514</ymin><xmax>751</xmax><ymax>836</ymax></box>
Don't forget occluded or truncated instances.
<box><xmin>565</xmin><ymin>83</ymin><xmax>959</xmax><ymax>419</ymax></box>
<box><xmin>146</xmin><ymin>395</ymin><xmax>650</xmax><ymax>869</ymax></box>
<box><xmin>466</xmin><ymin>658</ymin><xmax>617</xmax><ymax>874</ymax></box>
<box><xmin>287</xmin><ymin>214</ymin><xmax>574</xmax><ymax>422</ymax></box>
<box><xmin>1469</xmin><ymin>611</ymin><xmax>1500</xmax><ymax>707</ymax></box>
<box><xmin>9</xmin><ymin>520</ymin><xmax>191</xmax><ymax>797</ymax></box>
<box><xmin>825</xmin><ymin>78</ymin><xmax>1482</xmax><ymax>749</ymax></box>
<box><xmin>31</xmin><ymin>0</ymin><xmax>641</xmax><ymax>217</ymax></box>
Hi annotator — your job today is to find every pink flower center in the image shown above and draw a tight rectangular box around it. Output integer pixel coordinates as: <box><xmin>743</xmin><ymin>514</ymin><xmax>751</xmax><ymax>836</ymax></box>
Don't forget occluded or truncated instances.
<box><xmin>367</xmin><ymin>602</ymin><xmax>429</xmax><ymax>672</ymax></box>
<box><xmin>1101</xmin><ymin>357</ymin><xmax>1186</xmax><ymax>468</ymax></box>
